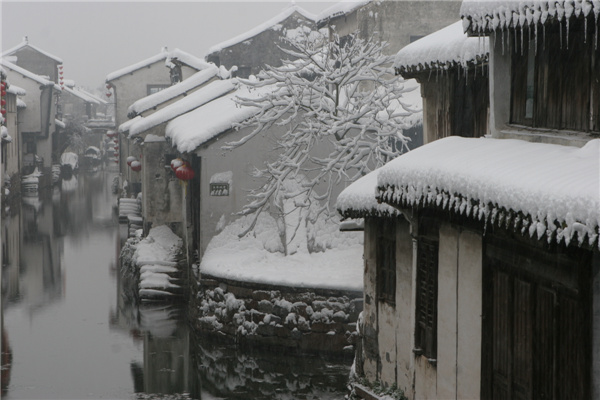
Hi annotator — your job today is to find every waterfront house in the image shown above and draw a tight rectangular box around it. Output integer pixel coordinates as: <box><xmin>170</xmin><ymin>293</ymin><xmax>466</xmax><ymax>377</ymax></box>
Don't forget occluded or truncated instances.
<box><xmin>1</xmin><ymin>59</ymin><xmax>61</xmax><ymax>190</ymax></box>
<box><xmin>1</xmin><ymin>68</ymin><xmax>26</xmax><ymax>200</ymax></box>
<box><xmin>337</xmin><ymin>1</ymin><xmax>600</xmax><ymax>398</ymax></box>
<box><xmin>2</xmin><ymin>37</ymin><xmax>63</xmax><ymax>85</ymax></box>
<box><xmin>105</xmin><ymin>48</ymin><xmax>212</xmax><ymax>192</ymax></box>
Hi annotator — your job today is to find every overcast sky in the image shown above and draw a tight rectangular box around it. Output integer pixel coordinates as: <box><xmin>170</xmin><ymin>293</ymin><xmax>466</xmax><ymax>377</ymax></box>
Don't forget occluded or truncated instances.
<box><xmin>1</xmin><ymin>1</ymin><xmax>337</xmax><ymax>90</ymax></box>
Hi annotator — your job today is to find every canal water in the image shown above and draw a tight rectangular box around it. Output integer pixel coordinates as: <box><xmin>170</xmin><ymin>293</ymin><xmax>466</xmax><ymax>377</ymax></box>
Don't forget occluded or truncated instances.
<box><xmin>1</xmin><ymin>168</ymin><xmax>352</xmax><ymax>399</ymax></box>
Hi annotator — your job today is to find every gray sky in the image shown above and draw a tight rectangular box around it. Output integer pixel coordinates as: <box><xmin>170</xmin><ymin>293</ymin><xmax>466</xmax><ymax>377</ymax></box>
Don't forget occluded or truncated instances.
<box><xmin>1</xmin><ymin>1</ymin><xmax>336</xmax><ymax>90</ymax></box>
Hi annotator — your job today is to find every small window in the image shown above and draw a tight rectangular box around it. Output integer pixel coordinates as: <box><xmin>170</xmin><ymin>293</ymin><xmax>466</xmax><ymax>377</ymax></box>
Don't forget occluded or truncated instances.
<box><xmin>414</xmin><ymin>218</ymin><xmax>439</xmax><ymax>361</ymax></box>
<box><xmin>210</xmin><ymin>183</ymin><xmax>229</xmax><ymax>196</ymax></box>
<box><xmin>376</xmin><ymin>219</ymin><xmax>396</xmax><ymax>304</ymax></box>
<box><xmin>147</xmin><ymin>84</ymin><xmax>170</xmax><ymax>95</ymax></box>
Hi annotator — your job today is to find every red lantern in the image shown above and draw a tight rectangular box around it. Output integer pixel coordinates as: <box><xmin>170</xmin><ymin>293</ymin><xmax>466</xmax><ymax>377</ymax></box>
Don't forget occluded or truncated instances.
<box><xmin>0</xmin><ymin>83</ymin><xmax>5</xmax><ymax>90</ymax></box>
<box><xmin>114</xmin><ymin>152</ymin><xmax>119</xmax><ymax>157</ymax></box>
<box><xmin>106</xmin><ymin>92</ymin><xmax>112</xmax><ymax>98</ymax></box>
<box><xmin>126</xmin><ymin>156</ymin><xmax>136</xmax><ymax>166</ymax></box>
<box><xmin>1</xmin><ymin>90</ymin><xmax>5</xmax><ymax>96</ymax></box>
<box><xmin>106</xmin><ymin>130</ymin><xmax>117</xmax><ymax>138</ymax></box>
<box><xmin>106</xmin><ymin>84</ymin><xmax>111</xmax><ymax>90</ymax></box>
<box><xmin>114</xmin><ymin>160</ymin><xmax>119</xmax><ymax>164</ymax></box>
<box><xmin>1</xmin><ymin>100</ymin><xmax>5</xmax><ymax>106</ymax></box>
<box><xmin>175</xmin><ymin>164</ymin><xmax>194</xmax><ymax>181</ymax></box>
<box><xmin>114</xmin><ymin>145</ymin><xmax>119</xmax><ymax>151</ymax></box>
<box><xmin>1</xmin><ymin>109</ymin><xmax>6</xmax><ymax>115</ymax></box>
<box><xmin>131</xmin><ymin>161</ymin><xmax>141</xmax><ymax>172</ymax></box>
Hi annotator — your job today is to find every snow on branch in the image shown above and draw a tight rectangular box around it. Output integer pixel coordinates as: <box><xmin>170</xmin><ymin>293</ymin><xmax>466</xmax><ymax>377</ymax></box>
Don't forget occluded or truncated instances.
<box><xmin>223</xmin><ymin>29</ymin><xmax>420</xmax><ymax>250</ymax></box>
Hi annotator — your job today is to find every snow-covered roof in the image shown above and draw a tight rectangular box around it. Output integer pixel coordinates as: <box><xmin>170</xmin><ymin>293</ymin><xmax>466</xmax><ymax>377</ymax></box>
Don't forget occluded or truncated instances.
<box><xmin>394</xmin><ymin>21</ymin><xmax>489</xmax><ymax>76</ymax></box>
<box><xmin>118</xmin><ymin>116</ymin><xmax>141</xmax><ymax>133</ymax></box>
<box><xmin>0</xmin><ymin>59</ymin><xmax>61</xmax><ymax>91</ymax></box>
<box><xmin>6</xmin><ymin>84</ymin><xmax>26</xmax><ymax>96</ymax></box>
<box><xmin>106</xmin><ymin>48</ymin><xmax>210</xmax><ymax>82</ymax></box>
<box><xmin>127</xmin><ymin>65</ymin><xmax>220</xmax><ymax>118</ymax></box>
<box><xmin>337</xmin><ymin>168</ymin><xmax>400</xmax><ymax>219</ymax></box>
<box><xmin>460</xmin><ymin>0</ymin><xmax>600</xmax><ymax>35</ymax></box>
<box><xmin>165</xmin><ymin>84</ymin><xmax>271</xmax><ymax>153</ymax></box>
<box><xmin>2</xmin><ymin>39</ymin><xmax>63</xmax><ymax>63</ymax></box>
<box><xmin>376</xmin><ymin>136</ymin><xmax>600</xmax><ymax>249</ymax></box>
<box><xmin>17</xmin><ymin>99</ymin><xmax>27</xmax><ymax>108</ymax></box>
<box><xmin>316</xmin><ymin>0</ymin><xmax>371</xmax><ymax>26</ymax></box>
<box><xmin>64</xmin><ymin>86</ymin><xmax>104</xmax><ymax>105</ymax></box>
<box><xmin>207</xmin><ymin>5</ymin><xmax>317</xmax><ymax>55</ymax></box>
<box><xmin>126</xmin><ymin>79</ymin><xmax>237</xmax><ymax>137</ymax></box>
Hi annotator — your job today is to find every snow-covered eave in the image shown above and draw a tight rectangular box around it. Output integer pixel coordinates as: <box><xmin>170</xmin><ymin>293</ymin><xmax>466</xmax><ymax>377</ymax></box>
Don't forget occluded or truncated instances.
<box><xmin>2</xmin><ymin>41</ymin><xmax>63</xmax><ymax>63</ymax></box>
<box><xmin>127</xmin><ymin>66</ymin><xmax>220</xmax><ymax>118</ymax></box>
<box><xmin>316</xmin><ymin>0</ymin><xmax>372</xmax><ymax>28</ymax></box>
<box><xmin>7</xmin><ymin>84</ymin><xmax>26</xmax><ymax>96</ymax></box>
<box><xmin>394</xmin><ymin>21</ymin><xmax>490</xmax><ymax>78</ymax></box>
<box><xmin>1</xmin><ymin>59</ymin><xmax>61</xmax><ymax>91</ymax></box>
<box><xmin>207</xmin><ymin>6</ymin><xmax>317</xmax><ymax>55</ymax></box>
<box><xmin>64</xmin><ymin>86</ymin><xmax>101</xmax><ymax>105</ymax></box>
<box><xmin>55</xmin><ymin>119</ymin><xmax>66</xmax><ymax>129</ymax></box>
<box><xmin>460</xmin><ymin>0</ymin><xmax>600</xmax><ymax>36</ymax></box>
<box><xmin>106</xmin><ymin>51</ymin><xmax>168</xmax><ymax>82</ymax></box>
<box><xmin>376</xmin><ymin>136</ymin><xmax>600</xmax><ymax>250</ymax></box>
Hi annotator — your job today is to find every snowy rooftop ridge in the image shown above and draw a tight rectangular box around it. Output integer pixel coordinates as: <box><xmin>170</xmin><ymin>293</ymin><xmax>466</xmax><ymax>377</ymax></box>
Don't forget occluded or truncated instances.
<box><xmin>0</xmin><ymin>59</ymin><xmax>61</xmax><ymax>91</ymax></box>
<box><xmin>394</xmin><ymin>21</ymin><xmax>489</xmax><ymax>75</ymax></box>
<box><xmin>376</xmin><ymin>136</ymin><xmax>600</xmax><ymax>249</ymax></box>
<box><xmin>127</xmin><ymin>65</ymin><xmax>220</xmax><ymax>118</ymax></box>
<box><xmin>460</xmin><ymin>0</ymin><xmax>600</xmax><ymax>34</ymax></box>
<box><xmin>127</xmin><ymin>79</ymin><xmax>237</xmax><ymax>137</ymax></box>
<box><xmin>165</xmin><ymin>84</ymin><xmax>273</xmax><ymax>153</ymax></box>
<box><xmin>106</xmin><ymin>48</ymin><xmax>209</xmax><ymax>82</ymax></box>
<box><xmin>316</xmin><ymin>0</ymin><xmax>372</xmax><ymax>26</ymax></box>
<box><xmin>337</xmin><ymin>168</ymin><xmax>400</xmax><ymax>219</ymax></box>
<box><xmin>207</xmin><ymin>5</ymin><xmax>317</xmax><ymax>55</ymax></box>
<box><xmin>1</xmin><ymin>40</ymin><xmax>63</xmax><ymax>63</ymax></box>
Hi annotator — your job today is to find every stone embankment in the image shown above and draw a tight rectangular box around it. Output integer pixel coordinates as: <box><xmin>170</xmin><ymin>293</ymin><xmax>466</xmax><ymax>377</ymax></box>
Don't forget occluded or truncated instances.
<box><xmin>195</xmin><ymin>274</ymin><xmax>363</xmax><ymax>354</ymax></box>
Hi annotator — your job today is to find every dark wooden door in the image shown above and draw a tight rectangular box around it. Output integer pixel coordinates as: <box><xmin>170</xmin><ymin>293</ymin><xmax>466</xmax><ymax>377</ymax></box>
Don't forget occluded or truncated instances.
<box><xmin>483</xmin><ymin>235</ymin><xmax>591</xmax><ymax>400</ymax></box>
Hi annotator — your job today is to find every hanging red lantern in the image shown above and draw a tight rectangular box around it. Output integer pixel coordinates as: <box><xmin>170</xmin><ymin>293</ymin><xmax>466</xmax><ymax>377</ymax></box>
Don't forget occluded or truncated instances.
<box><xmin>114</xmin><ymin>145</ymin><xmax>119</xmax><ymax>151</ymax></box>
<box><xmin>175</xmin><ymin>164</ymin><xmax>194</xmax><ymax>181</ymax></box>
<box><xmin>126</xmin><ymin>156</ymin><xmax>136</xmax><ymax>166</ymax></box>
<box><xmin>131</xmin><ymin>161</ymin><xmax>141</xmax><ymax>172</ymax></box>
<box><xmin>1</xmin><ymin>109</ymin><xmax>6</xmax><ymax>115</ymax></box>
<box><xmin>1</xmin><ymin>90</ymin><xmax>5</xmax><ymax>96</ymax></box>
<box><xmin>1</xmin><ymin>100</ymin><xmax>5</xmax><ymax>106</ymax></box>
<box><xmin>0</xmin><ymin>83</ymin><xmax>5</xmax><ymax>90</ymax></box>
<box><xmin>114</xmin><ymin>159</ymin><xmax>119</xmax><ymax>164</ymax></box>
<box><xmin>106</xmin><ymin>92</ymin><xmax>112</xmax><ymax>98</ymax></box>
<box><xmin>106</xmin><ymin>130</ymin><xmax>117</xmax><ymax>138</ymax></box>
<box><xmin>106</xmin><ymin>84</ymin><xmax>111</xmax><ymax>90</ymax></box>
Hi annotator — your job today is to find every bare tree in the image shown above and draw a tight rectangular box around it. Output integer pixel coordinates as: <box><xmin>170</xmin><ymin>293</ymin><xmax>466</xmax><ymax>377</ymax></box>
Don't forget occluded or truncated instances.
<box><xmin>225</xmin><ymin>30</ymin><xmax>419</xmax><ymax>251</ymax></box>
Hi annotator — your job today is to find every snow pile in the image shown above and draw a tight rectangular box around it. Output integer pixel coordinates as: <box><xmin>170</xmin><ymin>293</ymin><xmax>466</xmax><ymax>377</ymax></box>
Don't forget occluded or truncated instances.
<box><xmin>207</xmin><ymin>5</ymin><xmax>317</xmax><ymax>55</ymax></box>
<box><xmin>377</xmin><ymin>136</ymin><xmax>600</xmax><ymax>248</ymax></box>
<box><xmin>461</xmin><ymin>0</ymin><xmax>600</xmax><ymax>35</ymax></box>
<box><xmin>200</xmin><ymin>213</ymin><xmax>364</xmax><ymax>292</ymax></box>
<box><xmin>131</xmin><ymin>225</ymin><xmax>184</xmax><ymax>300</ymax></box>
<box><xmin>394</xmin><ymin>21</ymin><xmax>489</xmax><ymax>75</ymax></box>
<box><xmin>337</xmin><ymin>168</ymin><xmax>400</xmax><ymax>219</ymax></box>
<box><xmin>127</xmin><ymin>79</ymin><xmax>236</xmax><ymax>137</ymax></box>
<box><xmin>127</xmin><ymin>65</ymin><xmax>219</xmax><ymax>117</ymax></box>
<box><xmin>6</xmin><ymin>84</ymin><xmax>26</xmax><ymax>96</ymax></box>
<box><xmin>165</xmin><ymin>83</ymin><xmax>272</xmax><ymax>153</ymax></box>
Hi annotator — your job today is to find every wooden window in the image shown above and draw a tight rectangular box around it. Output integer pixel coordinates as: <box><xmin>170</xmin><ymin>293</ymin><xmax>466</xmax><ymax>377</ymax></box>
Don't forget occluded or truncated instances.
<box><xmin>414</xmin><ymin>218</ymin><xmax>439</xmax><ymax>360</ymax></box>
<box><xmin>376</xmin><ymin>219</ymin><xmax>396</xmax><ymax>304</ymax></box>
<box><xmin>511</xmin><ymin>21</ymin><xmax>597</xmax><ymax>132</ymax></box>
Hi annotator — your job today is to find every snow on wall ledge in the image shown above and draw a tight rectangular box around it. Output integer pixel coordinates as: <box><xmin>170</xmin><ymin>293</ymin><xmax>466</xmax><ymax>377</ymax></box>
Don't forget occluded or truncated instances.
<box><xmin>394</xmin><ymin>21</ymin><xmax>489</xmax><ymax>75</ymax></box>
<box><xmin>460</xmin><ymin>0</ymin><xmax>600</xmax><ymax>35</ymax></box>
<box><xmin>377</xmin><ymin>136</ymin><xmax>600</xmax><ymax>249</ymax></box>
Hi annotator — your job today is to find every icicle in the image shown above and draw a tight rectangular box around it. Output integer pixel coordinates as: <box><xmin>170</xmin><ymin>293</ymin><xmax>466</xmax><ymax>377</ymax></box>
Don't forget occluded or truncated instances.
<box><xmin>543</xmin><ymin>23</ymin><xmax>546</xmax><ymax>51</ymax></box>
<box><xmin>585</xmin><ymin>14</ymin><xmax>588</xmax><ymax>43</ymax></box>
<box><xmin>566</xmin><ymin>17</ymin><xmax>570</xmax><ymax>49</ymax></box>
<box><xmin>521</xmin><ymin>24</ymin><xmax>525</xmax><ymax>55</ymax></box>
<box><xmin>560</xmin><ymin>19</ymin><xmax>563</xmax><ymax>48</ymax></box>
<box><xmin>501</xmin><ymin>27</ymin><xmax>505</xmax><ymax>54</ymax></box>
<box><xmin>534</xmin><ymin>21</ymin><xmax>538</xmax><ymax>54</ymax></box>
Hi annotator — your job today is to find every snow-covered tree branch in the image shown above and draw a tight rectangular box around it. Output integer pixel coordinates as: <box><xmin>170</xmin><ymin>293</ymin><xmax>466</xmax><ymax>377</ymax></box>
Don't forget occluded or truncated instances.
<box><xmin>224</xmin><ymin>29</ymin><xmax>419</xmax><ymax>252</ymax></box>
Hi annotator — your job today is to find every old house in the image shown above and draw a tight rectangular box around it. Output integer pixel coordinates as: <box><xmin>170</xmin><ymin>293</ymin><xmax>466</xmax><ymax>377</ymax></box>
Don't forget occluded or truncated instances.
<box><xmin>1</xmin><ymin>37</ymin><xmax>63</xmax><ymax>85</ymax></box>
<box><xmin>394</xmin><ymin>21</ymin><xmax>489</xmax><ymax>143</ymax></box>
<box><xmin>337</xmin><ymin>1</ymin><xmax>600</xmax><ymax>399</ymax></box>
<box><xmin>1</xmin><ymin>68</ymin><xmax>26</xmax><ymax>201</ymax></box>
<box><xmin>105</xmin><ymin>48</ymin><xmax>212</xmax><ymax>192</ymax></box>
<box><xmin>205</xmin><ymin>5</ymin><xmax>316</xmax><ymax>79</ymax></box>
<box><xmin>0</xmin><ymin>59</ymin><xmax>61</xmax><ymax>190</ymax></box>
<box><xmin>118</xmin><ymin>70</ymin><xmax>233</xmax><ymax>239</ymax></box>
<box><xmin>60</xmin><ymin>81</ymin><xmax>107</xmax><ymax>124</ymax></box>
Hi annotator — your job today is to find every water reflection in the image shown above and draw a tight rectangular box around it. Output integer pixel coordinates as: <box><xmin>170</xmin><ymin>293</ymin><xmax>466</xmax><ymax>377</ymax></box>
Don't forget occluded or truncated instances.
<box><xmin>2</xmin><ymin>168</ymin><xmax>351</xmax><ymax>399</ymax></box>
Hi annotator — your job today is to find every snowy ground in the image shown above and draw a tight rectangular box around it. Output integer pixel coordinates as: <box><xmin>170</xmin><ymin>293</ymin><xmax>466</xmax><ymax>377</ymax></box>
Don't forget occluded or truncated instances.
<box><xmin>200</xmin><ymin>213</ymin><xmax>364</xmax><ymax>292</ymax></box>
